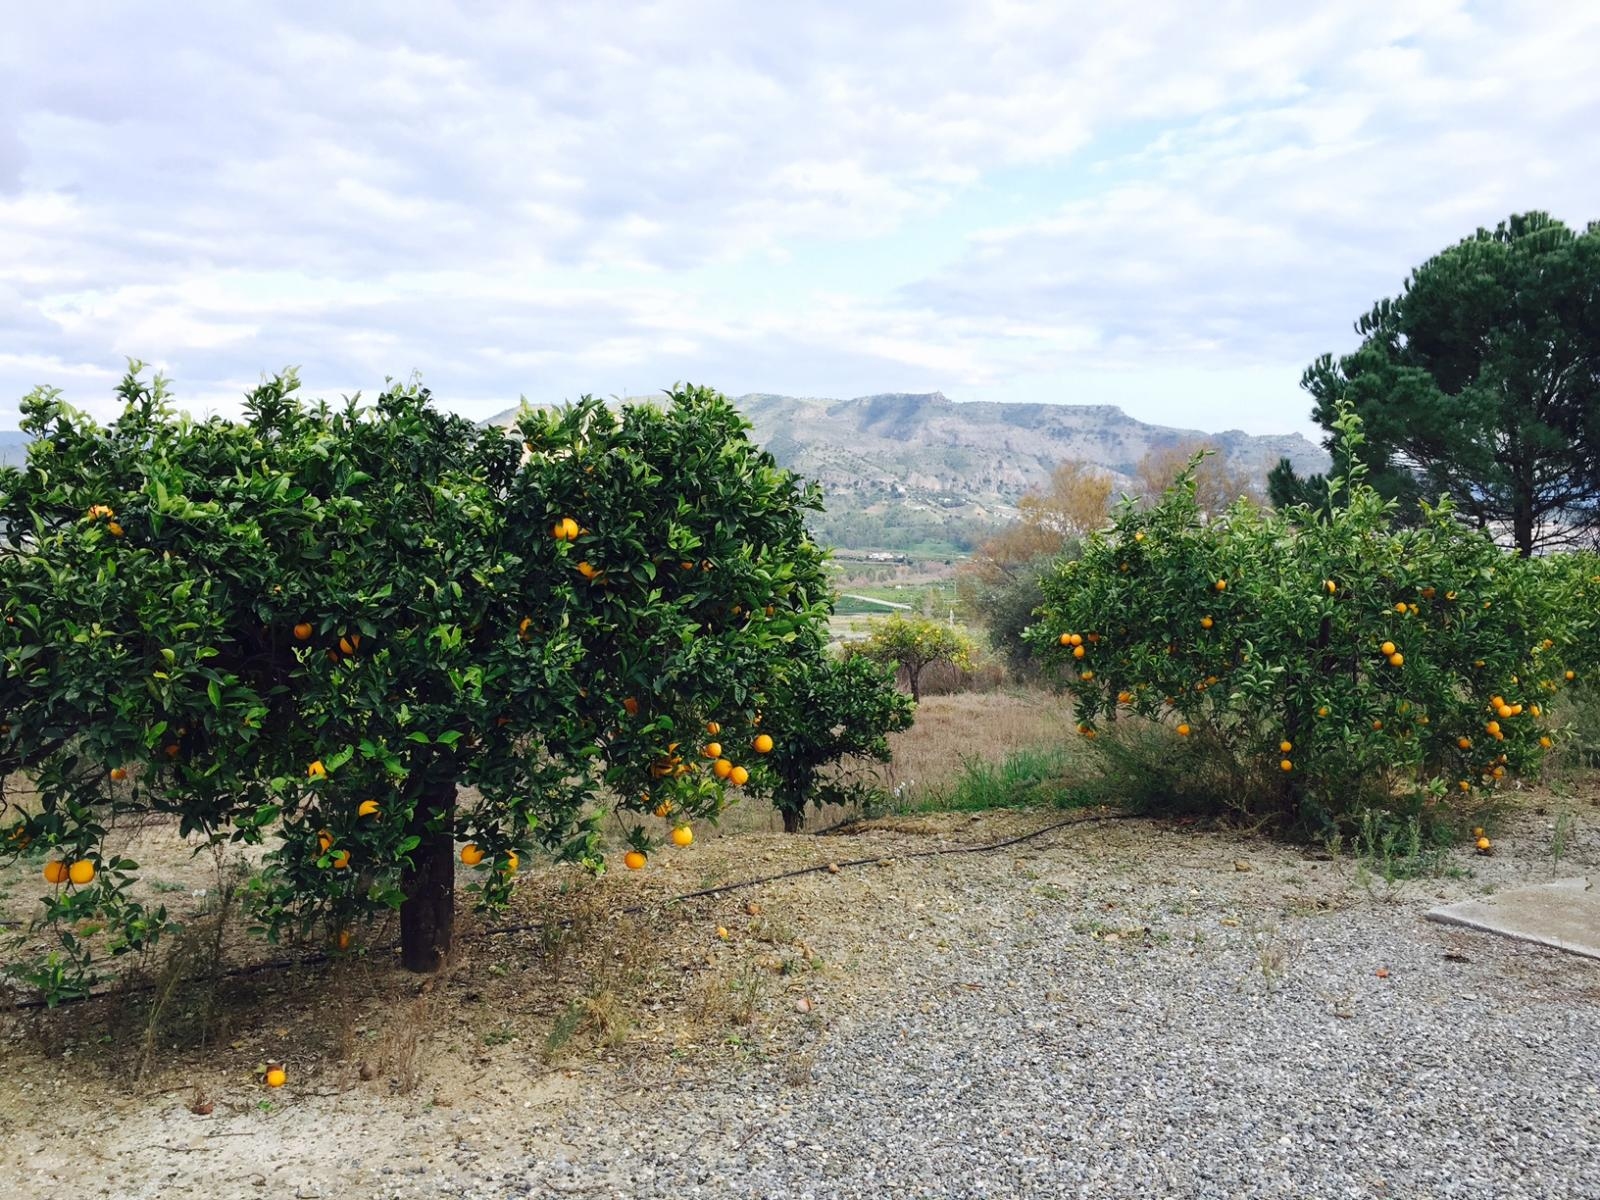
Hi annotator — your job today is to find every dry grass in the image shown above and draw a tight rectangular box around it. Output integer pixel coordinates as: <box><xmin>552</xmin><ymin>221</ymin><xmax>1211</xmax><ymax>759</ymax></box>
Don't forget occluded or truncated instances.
<box><xmin>881</xmin><ymin>688</ymin><xmax>1071</xmax><ymax>806</ymax></box>
<box><xmin>714</xmin><ymin>687</ymin><xmax>1070</xmax><ymax>833</ymax></box>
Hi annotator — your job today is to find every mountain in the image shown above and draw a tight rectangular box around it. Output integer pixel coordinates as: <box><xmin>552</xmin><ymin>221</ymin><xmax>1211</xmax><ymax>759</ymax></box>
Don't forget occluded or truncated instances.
<box><xmin>0</xmin><ymin>432</ymin><xmax>27</xmax><ymax>468</ymax></box>
<box><xmin>486</xmin><ymin>391</ymin><xmax>1328</xmax><ymax>555</ymax></box>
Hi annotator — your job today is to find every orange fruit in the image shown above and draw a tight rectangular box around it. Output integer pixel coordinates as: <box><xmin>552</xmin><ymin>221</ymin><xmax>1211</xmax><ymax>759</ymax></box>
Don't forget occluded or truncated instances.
<box><xmin>1472</xmin><ymin>826</ymin><xmax>1485</xmax><ymax>837</ymax></box>
<box><xmin>705</xmin><ymin>721</ymin><xmax>721</xmax><ymax>736</ymax></box>
<box><xmin>109</xmin><ymin>767</ymin><xmax>127</xmax><ymax>781</ymax></box>
<box><xmin>1393</xmin><ymin>602</ymin><xmax>1406</xmax><ymax>614</ymax></box>
<box><xmin>330</xmin><ymin>850</ymin><xmax>350</xmax><ymax>869</ymax></box>
<box><xmin>1214</xmin><ymin>579</ymin><xmax>1226</xmax><ymax>591</ymax></box>
<box><xmin>1567</xmin><ymin>670</ymin><xmax>1577</xmax><ymax>681</ymax></box>
<box><xmin>106</xmin><ymin>521</ymin><xmax>123</xmax><ymax>537</ymax></box>
<box><xmin>1380</xmin><ymin>642</ymin><xmax>1396</xmax><ymax>656</ymax></box>
<box><xmin>623</xmin><ymin>850</ymin><xmax>647</xmax><ymax>871</ymax></box>
<box><xmin>703</xmin><ymin>741</ymin><xmax>722</xmax><ymax>760</ymax></box>
<box><xmin>1388</xmin><ymin>653</ymin><xmax>1404</xmax><ymax>668</ymax></box>
<box><xmin>1176</xmin><ymin>724</ymin><xmax>1191</xmax><ymax>737</ymax></box>
<box><xmin>460</xmin><ymin>843</ymin><xmax>485</xmax><ymax>866</ymax></box>
<box><xmin>654</xmin><ymin>801</ymin><xmax>672</xmax><ymax>818</ymax></box>
<box><xmin>163</xmin><ymin>743</ymin><xmax>180</xmax><ymax>759</ymax></box>
<box><xmin>1540</xmin><ymin>735</ymin><xmax>1553</xmax><ymax>749</ymax></box>
<box><xmin>713</xmin><ymin>758</ymin><xmax>733</xmax><ymax>780</ymax></box>
<box><xmin>1080</xmin><ymin>670</ymin><xmax>1095</xmax><ymax>682</ymax></box>
<box><xmin>1279</xmin><ymin>759</ymin><xmax>1293</xmax><ymax>773</ymax></box>
<box><xmin>293</xmin><ymin>622</ymin><xmax>313</xmax><ymax>641</ymax></box>
<box><xmin>1279</xmin><ymin>740</ymin><xmax>1292</xmax><ymax>753</ymax></box>
<box><xmin>623</xmin><ymin>697</ymin><xmax>640</xmax><ymax>717</ymax></box>
<box><xmin>1475</xmin><ymin>836</ymin><xmax>1491</xmax><ymax>853</ymax></box>
<box><xmin>307</xmin><ymin>760</ymin><xmax>327</xmax><ymax>779</ymax></box>
<box><xmin>1068</xmin><ymin>633</ymin><xmax>1083</xmax><ymax>647</ymax></box>
<box><xmin>357</xmin><ymin>799</ymin><xmax>379</xmax><ymax>818</ymax></box>
<box><xmin>729</xmin><ymin>765</ymin><xmax>750</xmax><ymax>787</ymax></box>
<box><xmin>1117</xmin><ymin>691</ymin><xmax>1133</xmax><ymax>704</ymax></box>
<box><xmin>265</xmin><ymin>1066</ymin><xmax>287</xmax><ymax>1088</ymax></box>
<box><xmin>670</xmin><ymin>826</ymin><xmax>694</xmax><ymax>847</ymax></box>
<box><xmin>317</xmin><ymin>830</ymin><xmax>334</xmax><ymax>852</ymax></box>
<box><xmin>337</xmin><ymin>930</ymin><xmax>352</xmax><ymax>951</ymax></box>
<box><xmin>43</xmin><ymin>861</ymin><xmax>69</xmax><ymax>885</ymax></box>
<box><xmin>1372</xmin><ymin>720</ymin><xmax>1383</xmax><ymax>731</ymax></box>
<box><xmin>1317</xmin><ymin>706</ymin><xmax>1330</xmax><ymax>718</ymax></box>
<box><xmin>1459</xmin><ymin>780</ymin><xmax>1471</xmax><ymax>793</ymax></box>
<box><xmin>1200</xmin><ymin>616</ymin><xmax>1213</xmax><ymax>630</ymax></box>
<box><xmin>1073</xmin><ymin>645</ymin><xmax>1086</xmax><ymax>659</ymax></box>
<box><xmin>1058</xmin><ymin>632</ymin><xmax>1072</xmax><ymax>646</ymax></box>
<box><xmin>502</xmin><ymin>851</ymin><xmax>519</xmax><ymax>875</ymax></box>
<box><xmin>576</xmin><ymin>561</ymin><xmax>599</xmax><ymax>579</ymax></box>
<box><xmin>339</xmin><ymin>636</ymin><xmax>355</xmax><ymax>655</ymax></box>
<box><xmin>753</xmin><ymin>734</ymin><xmax>773</xmax><ymax>754</ymax></box>
<box><xmin>68</xmin><ymin>860</ymin><xmax>95</xmax><ymax>886</ymax></box>
<box><xmin>1485</xmin><ymin>721</ymin><xmax>1500</xmax><ymax>736</ymax></box>
<box><xmin>1457</xmin><ymin>737</ymin><xmax>1472</xmax><ymax>750</ymax></box>
<box><xmin>1325</xmin><ymin>580</ymin><xmax>1336</xmax><ymax>594</ymax></box>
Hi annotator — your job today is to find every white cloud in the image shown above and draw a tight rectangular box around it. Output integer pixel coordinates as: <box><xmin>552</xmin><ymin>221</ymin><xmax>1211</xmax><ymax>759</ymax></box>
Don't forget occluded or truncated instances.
<box><xmin>0</xmin><ymin>0</ymin><xmax>1596</xmax><ymax>438</ymax></box>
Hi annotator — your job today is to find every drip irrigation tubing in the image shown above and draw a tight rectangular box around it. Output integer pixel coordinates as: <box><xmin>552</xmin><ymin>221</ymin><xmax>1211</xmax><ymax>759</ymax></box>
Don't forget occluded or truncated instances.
<box><xmin>3</xmin><ymin>808</ymin><xmax>1142</xmax><ymax>1011</ymax></box>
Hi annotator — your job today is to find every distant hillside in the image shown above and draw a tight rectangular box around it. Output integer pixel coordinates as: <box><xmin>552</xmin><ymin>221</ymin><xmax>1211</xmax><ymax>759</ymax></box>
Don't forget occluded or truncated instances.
<box><xmin>486</xmin><ymin>391</ymin><xmax>1327</xmax><ymax>555</ymax></box>
<box><xmin>0</xmin><ymin>432</ymin><xmax>27</xmax><ymax>468</ymax></box>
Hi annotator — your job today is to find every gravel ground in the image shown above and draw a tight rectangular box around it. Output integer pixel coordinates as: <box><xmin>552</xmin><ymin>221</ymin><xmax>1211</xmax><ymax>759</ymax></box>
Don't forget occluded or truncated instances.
<box><xmin>6</xmin><ymin>803</ymin><xmax>1600</xmax><ymax>1199</ymax></box>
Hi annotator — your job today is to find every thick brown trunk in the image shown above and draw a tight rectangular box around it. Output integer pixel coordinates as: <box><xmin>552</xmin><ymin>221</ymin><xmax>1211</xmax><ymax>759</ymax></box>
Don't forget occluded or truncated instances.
<box><xmin>781</xmin><ymin>807</ymin><xmax>803</xmax><ymax>834</ymax></box>
<box><xmin>400</xmin><ymin>777</ymin><xmax>457</xmax><ymax>972</ymax></box>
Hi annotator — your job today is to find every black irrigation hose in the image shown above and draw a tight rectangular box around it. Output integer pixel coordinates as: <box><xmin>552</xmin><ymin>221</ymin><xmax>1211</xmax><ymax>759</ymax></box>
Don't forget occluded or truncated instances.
<box><xmin>3</xmin><ymin>808</ymin><xmax>1142</xmax><ymax>1011</ymax></box>
<box><xmin>483</xmin><ymin>807</ymin><xmax>1141</xmax><ymax>935</ymax></box>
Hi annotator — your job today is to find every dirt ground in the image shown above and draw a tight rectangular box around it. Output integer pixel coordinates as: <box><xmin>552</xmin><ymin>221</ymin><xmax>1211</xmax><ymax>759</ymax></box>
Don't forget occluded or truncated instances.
<box><xmin>2</xmin><ymin>776</ymin><xmax>1599</xmax><ymax>1198</ymax></box>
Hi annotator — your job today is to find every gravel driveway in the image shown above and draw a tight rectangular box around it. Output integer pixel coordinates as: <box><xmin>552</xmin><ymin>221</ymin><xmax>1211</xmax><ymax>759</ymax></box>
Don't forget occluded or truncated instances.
<box><xmin>6</xmin><ymin>805</ymin><xmax>1599</xmax><ymax>1199</ymax></box>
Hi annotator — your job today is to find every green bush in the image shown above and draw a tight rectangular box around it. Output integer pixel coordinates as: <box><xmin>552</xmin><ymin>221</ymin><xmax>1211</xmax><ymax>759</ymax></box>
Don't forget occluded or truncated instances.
<box><xmin>1027</xmin><ymin>406</ymin><xmax>1577</xmax><ymax>836</ymax></box>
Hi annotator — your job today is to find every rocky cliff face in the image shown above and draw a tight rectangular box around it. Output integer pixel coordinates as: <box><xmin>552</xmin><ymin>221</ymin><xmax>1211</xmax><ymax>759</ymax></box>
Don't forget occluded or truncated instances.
<box><xmin>731</xmin><ymin>391</ymin><xmax>1326</xmax><ymax>500</ymax></box>
<box><xmin>490</xmin><ymin>389</ymin><xmax>1330</xmax><ymax>552</ymax></box>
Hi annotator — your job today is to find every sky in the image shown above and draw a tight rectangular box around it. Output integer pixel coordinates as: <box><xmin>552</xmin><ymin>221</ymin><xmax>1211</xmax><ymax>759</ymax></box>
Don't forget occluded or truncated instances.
<box><xmin>2</xmin><ymin>1</ymin><xmax>1597</xmax><ymax>439</ymax></box>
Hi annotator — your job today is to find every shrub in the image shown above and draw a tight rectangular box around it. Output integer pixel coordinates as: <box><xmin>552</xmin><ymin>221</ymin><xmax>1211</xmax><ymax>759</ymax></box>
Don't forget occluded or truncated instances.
<box><xmin>1027</xmin><ymin>406</ymin><xmax>1575</xmax><ymax>836</ymax></box>
<box><xmin>753</xmin><ymin>651</ymin><xmax>915</xmax><ymax>832</ymax></box>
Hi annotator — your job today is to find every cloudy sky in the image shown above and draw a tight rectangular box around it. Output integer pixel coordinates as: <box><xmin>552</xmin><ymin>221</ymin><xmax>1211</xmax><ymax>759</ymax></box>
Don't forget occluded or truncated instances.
<box><xmin>2</xmin><ymin>1</ymin><xmax>1596</xmax><ymax>437</ymax></box>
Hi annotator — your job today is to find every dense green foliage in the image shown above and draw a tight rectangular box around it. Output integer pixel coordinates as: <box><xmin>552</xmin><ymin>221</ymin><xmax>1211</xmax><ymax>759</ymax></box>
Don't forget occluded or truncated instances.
<box><xmin>754</xmin><ymin>652</ymin><xmax>915</xmax><ymax>831</ymax></box>
<box><xmin>1274</xmin><ymin>212</ymin><xmax>1600</xmax><ymax>554</ymax></box>
<box><xmin>0</xmin><ymin>368</ymin><xmax>832</xmax><ymax>999</ymax></box>
<box><xmin>1030</xmin><ymin>408</ymin><xmax>1584</xmax><ymax>834</ymax></box>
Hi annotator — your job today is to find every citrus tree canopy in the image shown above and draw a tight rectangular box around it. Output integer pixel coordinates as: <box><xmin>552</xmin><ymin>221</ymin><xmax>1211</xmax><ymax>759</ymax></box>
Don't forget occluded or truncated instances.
<box><xmin>1031</xmin><ymin>406</ymin><xmax>1581</xmax><ymax>833</ymax></box>
<box><xmin>0</xmin><ymin>368</ymin><xmax>831</xmax><ymax>1000</ymax></box>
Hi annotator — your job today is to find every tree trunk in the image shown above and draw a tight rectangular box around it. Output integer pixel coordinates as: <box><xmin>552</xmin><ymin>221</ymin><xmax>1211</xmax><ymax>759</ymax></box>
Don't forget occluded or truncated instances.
<box><xmin>1512</xmin><ymin>492</ymin><xmax>1535</xmax><ymax>558</ymax></box>
<box><xmin>400</xmin><ymin>777</ymin><xmax>457</xmax><ymax>972</ymax></box>
<box><xmin>781</xmin><ymin>807</ymin><xmax>803</xmax><ymax>834</ymax></box>
<box><xmin>907</xmin><ymin>664</ymin><xmax>922</xmax><ymax>702</ymax></box>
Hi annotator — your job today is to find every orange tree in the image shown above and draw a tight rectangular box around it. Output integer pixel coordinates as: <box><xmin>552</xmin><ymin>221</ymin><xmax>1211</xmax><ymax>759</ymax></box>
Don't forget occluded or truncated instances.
<box><xmin>1027</xmin><ymin>406</ymin><xmax>1573</xmax><ymax>834</ymax></box>
<box><xmin>856</xmin><ymin>614</ymin><xmax>975</xmax><ymax>701</ymax></box>
<box><xmin>751</xmin><ymin>649</ymin><xmax>914</xmax><ymax>832</ymax></box>
<box><xmin>0</xmin><ymin>368</ymin><xmax>829</xmax><ymax>1000</ymax></box>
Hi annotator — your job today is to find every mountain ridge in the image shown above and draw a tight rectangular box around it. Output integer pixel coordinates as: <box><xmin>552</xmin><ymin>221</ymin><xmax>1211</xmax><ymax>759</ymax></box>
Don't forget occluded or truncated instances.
<box><xmin>484</xmin><ymin>390</ymin><xmax>1328</xmax><ymax>553</ymax></box>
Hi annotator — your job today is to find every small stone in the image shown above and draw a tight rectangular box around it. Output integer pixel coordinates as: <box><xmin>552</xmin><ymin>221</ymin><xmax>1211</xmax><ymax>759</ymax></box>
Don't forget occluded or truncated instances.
<box><xmin>827</xmin><ymin>863</ymin><xmax>840</xmax><ymax>874</ymax></box>
<box><xmin>795</xmin><ymin>997</ymin><xmax>812</xmax><ymax>1013</ymax></box>
<box><xmin>1234</xmin><ymin>860</ymin><xmax>1252</xmax><ymax>872</ymax></box>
